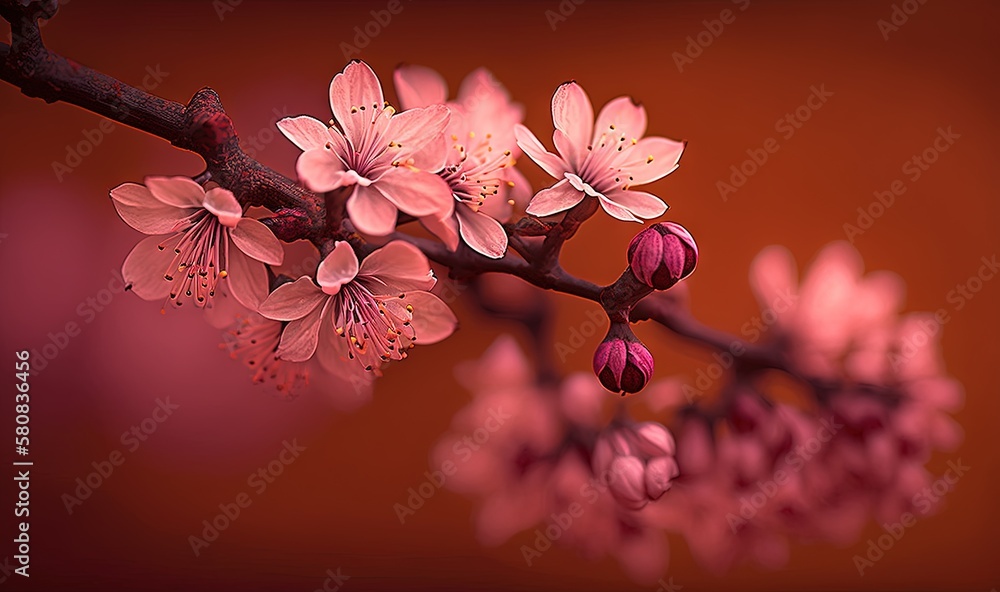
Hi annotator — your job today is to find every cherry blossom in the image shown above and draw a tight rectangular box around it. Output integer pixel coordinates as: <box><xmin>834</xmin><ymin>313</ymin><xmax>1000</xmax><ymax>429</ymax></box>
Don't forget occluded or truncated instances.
<box><xmin>516</xmin><ymin>82</ymin><xmax>685</xmax><ymax>222</ymax></box>
<box><xmin>277</xmin><ymin>60</ymin><xmax>454</xmax><ymax>236</ymax></box>
<box><xmin>110</xmin><ymin>177</ymin><xmax>283</xmax><ymax>312</ymax></box>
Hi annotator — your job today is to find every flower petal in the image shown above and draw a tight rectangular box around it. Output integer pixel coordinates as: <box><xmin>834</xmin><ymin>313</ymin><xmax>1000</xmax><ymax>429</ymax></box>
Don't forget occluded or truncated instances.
<box><xmin>393</xmin><ymin>64</ymin><xmax>448</xmax><ymax>110</ymax></box>
<box><xmin>225</xmin><ymin>247</ymin><xmax>269</xmax><ymax>311</ymax></box>
<box><xmin>276</xmin><ymin>116</ymin><xmax>332</xmax><ymax>151</ymax></box>
<box><xmin>622</xmin><ymin>137</ymin><xmax>686</xmax><ymax>185</ymax></box>
<box><xmin>515</xmin><ymin>124</ymin><xmax>567</xmax><ymax>179</ymax></box>
<box><xmin>296</xmin><ymin>148</ymin><xmax>349</xmax><ymax>193</ymax></box>
<box><xmin>374</xmin><ymin>168</ymin><xmax>454</xmax><ymax>218</ymax></box>
<box><xmin>384</xmin><ymin>103</ymin><xmax>451</xmax><ymax>169</ymax></box>
<box><xmin>330</xmin><ymin>60</ymin><xmax>385</xmax><ymax>142</ymax></box>
<box><xmin>259</xmin><ymin>276</ymin><xmax>326</xmax><ymax>321</ymax></box>
<box><xmin>316</xmin><ymin>241</ymin><xmax>359</xmax><ymax>295</ymax></box>
<box><xmin>346</xmin><ymin>185</ymin><xmax>398</xmax><ymax>236</ymax></box>
<box><xmin>203</xmin><ymin>188</ymin><xmax>243</xmax><ymax>228</ymax></box>
<box><xmin>456</xmin><ymin>206</ymin><xmax>508</xmax><ymax>259</ymax></box>
<box><xmin>358</xmin><ymin>240</ymin><xmax>436</xmax><ymax>293</ymax></box>
<box><xmin>230</xmin><ymin>218</ymin><xmax>284</xmax><ymax>265</ymax></box>
<box><xmin>122</xmin><ymin>234</ymin><xmax>176</xmax><ymax>301</ymax></box>
<box><xmin>406</xmin><ymin>291</ymin><xmax>458</xmax><ymax>344</ymax></box>
<box><xmin>276</xmin><ymin>298</ymin><xmax>328</xmax><ymax>362</ymax></box>
<box><xmin>144</xmin><ymin>176</ymin><xmax>206</xmax><ymax>208</ymax></box>
<box><xmin>597</xmin><ymin>194</ymin><xmax>642</xmax><ymax>222</ymax></box>
<box><xmin>420</xmin><ymin>211</ymin><xmax>461</xmax><ymax>251</ymax></box>
<box><xmin>525</xmin><ymin>178</ymin><xmax>585</xmax><ymax>217</ymax></box>
<box><xmin>110</xmin><ymin>182</ymin><xmax>193</xmax><ymax>234</ymax></box>
<box><xmin>594</xmin><ymin>96</ymin><xmax>647</xmax><ymax>141</ymax></box>
<box><xmin>602</xmin><ymin>188</ymin><xmax>668</xmax><ymax>220</ymax></box>
<box><xmin>551</xmin><ymin>82</ymin><xmax>594</xmax><ymax>152</ymax></box>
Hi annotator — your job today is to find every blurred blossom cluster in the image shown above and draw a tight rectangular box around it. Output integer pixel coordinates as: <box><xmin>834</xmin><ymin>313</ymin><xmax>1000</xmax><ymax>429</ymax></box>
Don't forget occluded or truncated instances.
<box><xmin>435</xmin><ymin>242</ymin><xmax>963</xmax><ymax>580</ymax></box>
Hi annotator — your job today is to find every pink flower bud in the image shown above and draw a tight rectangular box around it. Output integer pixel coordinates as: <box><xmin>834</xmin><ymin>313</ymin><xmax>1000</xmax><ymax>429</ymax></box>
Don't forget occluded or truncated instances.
<box><xmin>644</xmin><ymin>456</ymin><xmax>680</xmax><ymax>500</ymax></box>
<box><xmin>593</xmin><ymin>323</ymin><xmax>654</xmax><ymax>394</ymax></box>
<box><xmin>608</xmin><ymin>456</ymin><xmax>649</xmax><ymax>510</ymax></box>
<box><xmin>633</xmin><ymin>422</ymin><xmax>676</xmax><ymax>457</ymax></box>
<box><xmin>627</xmin><ymin>222</ymin><xmax>698</xmax><ymax>290</ymax></box>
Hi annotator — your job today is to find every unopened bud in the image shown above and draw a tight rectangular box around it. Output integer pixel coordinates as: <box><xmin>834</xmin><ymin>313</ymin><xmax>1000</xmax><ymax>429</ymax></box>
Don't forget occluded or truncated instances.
<box><xmin>593</xmin><ymin>323</ymin><xmax>654</xmax><ymax>394</ymax></box>
<box><xmin>627</xmin><ymin>222</ymin><xmax>698</xmax><ymax>290</ymax></box>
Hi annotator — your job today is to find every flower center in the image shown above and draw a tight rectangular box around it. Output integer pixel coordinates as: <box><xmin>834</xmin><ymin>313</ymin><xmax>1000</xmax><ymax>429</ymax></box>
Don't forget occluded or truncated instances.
<box><xmin>157</xmin><ymin>211</ymin><xmax>229</xmax><ymax>311</ymax></box>
<box><xmin>331</xmin><ymin>282</ymin><xmax>419</xmax><ymax>372</ymax></box>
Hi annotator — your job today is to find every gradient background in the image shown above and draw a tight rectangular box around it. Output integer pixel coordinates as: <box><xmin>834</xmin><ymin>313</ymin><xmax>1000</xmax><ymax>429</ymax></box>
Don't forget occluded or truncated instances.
<box><xmin>1</xmin><ymin>1</ymin><xmax>997</xmax><ymax>590</ymax></box>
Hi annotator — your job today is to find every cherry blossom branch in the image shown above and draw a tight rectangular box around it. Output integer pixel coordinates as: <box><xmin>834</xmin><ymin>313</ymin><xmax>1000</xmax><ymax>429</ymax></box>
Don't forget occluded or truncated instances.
<box><xmin>0</xmin><ymin>0</ymin><xmax>881</xmax><ymax>406</ymax></box>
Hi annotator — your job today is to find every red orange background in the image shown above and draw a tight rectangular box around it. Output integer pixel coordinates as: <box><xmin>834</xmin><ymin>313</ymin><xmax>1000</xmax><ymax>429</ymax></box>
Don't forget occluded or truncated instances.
<box><xmin>0</xmin><ymin>1</ymin><xmax>997</xmax><ymax>590</ymax></box>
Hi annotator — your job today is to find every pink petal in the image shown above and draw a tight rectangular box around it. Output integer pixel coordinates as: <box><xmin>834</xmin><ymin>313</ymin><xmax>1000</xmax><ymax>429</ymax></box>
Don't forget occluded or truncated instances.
<box><xmin>276</xmin><ymin>299</ymin><xmax>328</xmax><ymax>362</ymax></box>
<box><xmin>597</xmin><ymin>195</ymin><xmax>642</xmax><ymax>222</ymax></box>
<box><xmin>329</xmin><ymin>60</ymin><xmax>385</xmax><ymax>142</ymax></box>
<box><xmin>296</xmin><ymin>148</ymin><xmax>349</xmax><ymax>193</ymax></box>
<box><xmin>276</xmin><ymin>116</ymin><xmax>332</xmax><ymax>151</ymax></box>
<box><xmin>225</xmin><ymin>247</ymin><xmax>269</xmax><ymax>311</ymax></box>
<box><xmin>514</xmin><ymin>124</ymin><xmax>567</xmax><ymax>179</ymax></box>
<box><xmin>122</xmin><ymin>234</ymin><xmax>176</xmax><ymax>301</ymax></box>
<box><xmin>594</xmin><ymin>96</ymin><xmax>648</xmax><ymax>141</ymax></box>
<box><xmin>420</xmin><ymin>211</ymin><xmax>460</xmax><ymax>251</ymax></box>
<box><xmin>749</xmin><ymin>245</ymin><xmax>798</xmax><ymax>315</ymax></box>
<box><xmin>144</xmin><ymin>176</ymin><xmax>206</xmax><ymax>209</ymax></box>
<box><xmin>553</xmin><ymin>128</ymin><xmax>584</xmax><ymax>171</ymax></box>
<box><xmin>259</xmin><ymin>276</ymin><xmax>326</xmax><ymax>321</ymax></box>
<box><xmin>525</xmin><ymin>178</ymin><xmax>585</xmax><ymax>217</ymax></box>
<box><xmin>602</xmin><ymin>188</ymin><xmax>668</xmax><ymax>220</ymax></box>
<box><xmin>393</xmin><ymin>64</ymin><xmax>448</xmax><ymax>110</ymax></box>
<box><xmin>383</xmin><ymin>104</ymin><xmax>451</xmax><ymax>169</ymax></box>
<box><xmin>314</xmin><ymin>314</ymin><xmax>357</xmax><ymax>376</ymax></box>
<box><xmin>622</xmin><ymin>137</ymin><xmax>686</xmax><ymax>185</ymax></box>
<box><xmin>357</xmin><ymin>240</ymin><xmax>436</xmax><ymax>293</ymax></box>
<box><xmin>203</xmin><ymin>187</ymin><xmax>243</xmax><ymax>228</ymax></box>
<box><xmin>405</xmin><ymin>291</ymin><xmax>458</xmax><ymax>344</ymax></box>
<box><xmin>374</xmin><ymin>168</ymin><xmax>454</xmax><ymax>218</ymax></box>
<box><xmin>551</xmin><ymin>82</ymin><xmax>594</xmax><ymax>152</ymax></box>
<box><xmin>110</xmin><ymin>182</ymin><xmax>192</xmax><ymax>234</ymax></box>
<box><xmin>316</xmin><ymin>241</ymin><xmax>359</xmax><ymax>295</ymax></box>
<box><xmin>346</xmin><ymin>185</ymin><xmax>398</xmax><ymax>236</ymax></box>
<box><xmin>230</xmin><ymin>218</ymin><xmax>284</xmax><ymax>266</ymax></box>
<box><xmin>456</xmin><ymin>206</ymin><xmax>508</xmax><ymax>259</ymax></box>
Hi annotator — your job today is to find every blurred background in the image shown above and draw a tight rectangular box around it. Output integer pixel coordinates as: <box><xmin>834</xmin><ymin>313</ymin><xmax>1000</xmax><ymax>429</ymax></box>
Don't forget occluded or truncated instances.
<box><xmin>0</xmin><ymin>0</ymin><xmax>997</xmax><ymax>590</ymax></box>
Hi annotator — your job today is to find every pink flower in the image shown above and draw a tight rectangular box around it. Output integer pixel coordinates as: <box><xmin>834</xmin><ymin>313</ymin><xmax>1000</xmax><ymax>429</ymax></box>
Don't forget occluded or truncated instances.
<box><xmin>393</xmin><ymin>65</ymin><xmax>532</xmax><ymax>258</ymax></box>
<box><xmin>515</xmin><ymin>82</ymin><xmax>685</xmax><ymax>222</ymax></box>
<box><xmin>220</xmin><ymin>311</ymin><xmax>374</xmax><ymax>409</ymax></box>
<box><xmin>258</xmin><ymin>240</ymin><xmax>457</xmax><ymax>375</ymax></box>
<box><xmin>276</xmin><ymin>60</ymin><xmax>454</xmax><ymax>236</ymax></box>
<box><xmin>110</xmin><ymin>177</ymin><xmax>283</xmax><ymax>312</ymax></box>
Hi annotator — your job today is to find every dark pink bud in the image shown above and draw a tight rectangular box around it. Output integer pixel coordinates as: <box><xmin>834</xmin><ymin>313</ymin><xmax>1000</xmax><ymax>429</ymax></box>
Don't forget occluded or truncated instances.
<box><xmin>593</xmin><ymin>323</ymin><xmax>654</xmax><ymax>394</ymax></box>
<box><xmin>627</xmin><ymin>222</ymin><xmax>698</xmax><ymax>290</ymax></box>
